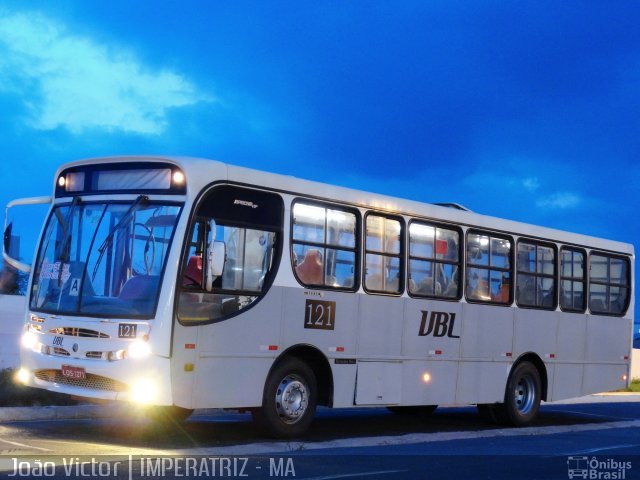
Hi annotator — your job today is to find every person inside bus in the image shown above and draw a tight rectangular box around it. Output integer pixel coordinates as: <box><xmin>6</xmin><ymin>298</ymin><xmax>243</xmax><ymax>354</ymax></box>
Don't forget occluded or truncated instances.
<box><xmin>295</xmin><ymin>249</ymin><xmax>323</xmax><ymax>285</ymax></box>
<box><xmin>183</xmin><ymin>254</ymin><xmax>203</xmax><ymax>288</ymax></box>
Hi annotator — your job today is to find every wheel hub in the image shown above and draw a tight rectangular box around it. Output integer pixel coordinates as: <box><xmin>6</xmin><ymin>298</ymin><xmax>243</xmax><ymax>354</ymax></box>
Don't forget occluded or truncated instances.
<box><xmin>514</xmin><ymin>374</ymin><xmax>535</xmax><ymax>414</ymax></box>
<box><xmin>275</xmin><ymin>374</ymin><xmax>308</xmax><ymax>424</ymax></box>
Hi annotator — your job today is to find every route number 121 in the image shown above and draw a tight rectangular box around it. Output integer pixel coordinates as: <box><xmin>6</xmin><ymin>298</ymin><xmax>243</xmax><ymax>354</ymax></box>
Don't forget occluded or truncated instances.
<box><xmin>304</xmin><ymin>299</ymin><xmax>336</xmax><ymax>331</ymax></box>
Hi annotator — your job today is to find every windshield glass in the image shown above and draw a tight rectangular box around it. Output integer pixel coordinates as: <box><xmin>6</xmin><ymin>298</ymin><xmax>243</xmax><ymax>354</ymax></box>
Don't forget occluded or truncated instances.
<box><xmin>30</xmin><ymin>200</ymin><xmax>182</xmax><ymax>318</ymax></box>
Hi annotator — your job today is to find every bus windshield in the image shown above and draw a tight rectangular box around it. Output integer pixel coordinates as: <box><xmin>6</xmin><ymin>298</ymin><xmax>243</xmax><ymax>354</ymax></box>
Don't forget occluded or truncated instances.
<box><xmin>30</xmin><ymin>200</ymin><xmax>182</xmax><ymax>318</ymax></box>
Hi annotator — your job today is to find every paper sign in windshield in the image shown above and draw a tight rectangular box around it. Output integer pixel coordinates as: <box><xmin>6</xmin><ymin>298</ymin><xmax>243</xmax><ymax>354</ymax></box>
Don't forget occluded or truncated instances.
<box><xmin>39</xmin><ymin>259</ymin><xmax>71</xmax><ymax>283</ymax></box>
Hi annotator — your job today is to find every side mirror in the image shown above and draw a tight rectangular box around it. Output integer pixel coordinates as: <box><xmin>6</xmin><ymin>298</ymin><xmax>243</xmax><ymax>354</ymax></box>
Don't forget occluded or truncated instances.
<box><xmin>205</xmin><ymin>241</ymin><xmax>226</xmax><ymax>292</ymax></box>
<box><xmin>4</xmin><ymin>222</ymin><xmax>12</xmax><ymax>257</ymax></box>
<box><xmin>3</xmin><ymin>221</ymin><xmax>30</xmax><ymax>273</ymax></box>
<box><xmin>3</xmin><ymin>196</ymin><xmax>52</xmax><ymax>274</ymax></box>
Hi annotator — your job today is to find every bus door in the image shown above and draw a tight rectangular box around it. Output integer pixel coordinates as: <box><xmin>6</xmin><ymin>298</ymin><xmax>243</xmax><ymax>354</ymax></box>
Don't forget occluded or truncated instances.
<box><xmin>172</xmin><ymin>185</ymin><xmax>283</xmax><ymax>408</ymax></box>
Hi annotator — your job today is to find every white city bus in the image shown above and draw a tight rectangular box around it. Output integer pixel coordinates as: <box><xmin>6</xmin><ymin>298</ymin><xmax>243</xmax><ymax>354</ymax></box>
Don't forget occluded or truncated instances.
<box><xmin>4</xmin><ymin>156</ymin><xmax>634</xmax><ymax>437</ymax></box>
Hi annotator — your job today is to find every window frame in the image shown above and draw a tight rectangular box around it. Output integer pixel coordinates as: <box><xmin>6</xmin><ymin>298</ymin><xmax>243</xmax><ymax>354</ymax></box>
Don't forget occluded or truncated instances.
<box><xmin>465</xmin><ymin>229</ymin><xmax>514</xmax><ymax>306</ymax></box>
<box><xmin>176</xmin><ymin>183</ymin><xmax>284</xmax><ymax>326</ymax></box>
<box><xmin>559</xmin><ymin>246</ymin><xmax>587</xmax><ymax>313</ymax></box>
<box><xmin>407</xmin><ymin>219</ymin><xmax>462</xmax><ymax>301</ymax></box>
<box><xmin>515</xmin><ymin>239</ymin><xmax>558</xmax><ymax>310</ymax></box>
<box><xmin>588</xmin><ymin>251</ymin><xmax>631</xmax><ymax>316</ymax></box>
<box><xmin>363</xmin><ymin>211</ymin><xmax>405</xmax><ymax>296</ymax></box>
<box><xmin>30</xmin><ymin>199</ymin><xmax>184</xmax><ymax>320</ymax></box>
<box><xmin>290</xmin><ymin>198</ymin><xmax>361</xmax><ymax>292</ymax></box>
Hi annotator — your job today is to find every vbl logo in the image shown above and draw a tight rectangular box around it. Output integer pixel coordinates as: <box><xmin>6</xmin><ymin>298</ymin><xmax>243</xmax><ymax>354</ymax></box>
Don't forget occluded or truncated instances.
<box><xmin>418</xmin><ymin>311</ymin><xmax>460</xmax><ymax>338</ymax></box>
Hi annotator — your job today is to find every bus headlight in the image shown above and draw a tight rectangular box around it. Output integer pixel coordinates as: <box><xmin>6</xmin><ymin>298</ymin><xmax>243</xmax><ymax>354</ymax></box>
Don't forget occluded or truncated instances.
<box><xmin>128</xmin><ymin>340</ymin><xmax>151</xmax><ymax>359</ymax></box>
<box><xmin>130</xmin><ymin>378</ymin><xmax>157</xmax><ymax>404</ymax></box>
<box><xmin>21</xmin><ymin>331</ymin><xmax>39</xmax><ymax>351</ymax></box>
<box><xmin>15</xmin><ymin>368</ymin><xmax>30</xmax><ymax>385</ymax></box>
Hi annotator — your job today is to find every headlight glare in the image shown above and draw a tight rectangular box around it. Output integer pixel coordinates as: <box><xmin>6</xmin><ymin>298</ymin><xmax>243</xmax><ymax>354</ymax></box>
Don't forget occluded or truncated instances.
<box><xmin>128</xmin><ymin>340</ymin><xmax>151</xmax><ymax>359</ymax></box>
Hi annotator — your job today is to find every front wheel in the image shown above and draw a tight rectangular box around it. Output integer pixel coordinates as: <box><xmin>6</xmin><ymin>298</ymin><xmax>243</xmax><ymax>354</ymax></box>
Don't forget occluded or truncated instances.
<box><xmin>254</xmin><ymin>358</ymin><xmax>317</xmax><ymax>438</ymax></box>
<box><xmin>504</xmin><ymin>361</ymin><xmax>541</xmax><ymax>426</ymax></box>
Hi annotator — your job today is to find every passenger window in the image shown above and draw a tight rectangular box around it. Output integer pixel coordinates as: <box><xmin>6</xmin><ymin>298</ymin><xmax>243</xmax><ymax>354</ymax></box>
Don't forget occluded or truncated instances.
<box><xmin>177</xmin><ymin>186</ymin><xmax>283</xmax><ymax>324</ymax></box>
<box><xmin>516</xmin><ymin>241</ymin><xmax>556</xmax><ymax>309</ymax></box>
<box><xmin>291</xmin><ymin>202</ymin><xmax>358</xmax><ymax>289</ymax></box>
<box><xmin>365</xmin><ymin>214</ymin><xmax>403</xmax><ymax>294</ymax></box>
<box><xmin>408</xmin><ymin>222</ymin><xmax>460</xmax><ymax>299</ymax></box>
<box><xmin>560</xmin><ymin>248</ymin><xmax>585</xmax><ymax>312</ymax></box>
<box><xmin>466</xmin><ymin>232</ymin><xmax>512</xmax><ymax>304</ymax></box>
<box><xmin>589</xmin><ymin>253</ymin><xmax>630</xmax><ymax>315</ymax></box>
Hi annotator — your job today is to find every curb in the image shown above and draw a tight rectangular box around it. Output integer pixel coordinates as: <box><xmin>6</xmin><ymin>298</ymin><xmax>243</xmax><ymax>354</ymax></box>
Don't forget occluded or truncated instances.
<box><xmin>1</xmin><ymin>395</ymin><xmax>639</xmax><ymax>422</ymax></box>
<box><xmin>549</xmin><ymin>393</ymin><xmax>640</xmax><ymax>404</ymax></box>
<box><xmin>0</xmin><ymin>404</ymin><xmax>226</xmax><ymax>422</ymax></box>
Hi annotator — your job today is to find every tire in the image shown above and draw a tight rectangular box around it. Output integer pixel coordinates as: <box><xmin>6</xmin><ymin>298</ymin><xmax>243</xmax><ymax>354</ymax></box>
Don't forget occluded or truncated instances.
<box><xmin>255</xmin><ymin>357</ymin><xmax>317</xmax><ymax>438</ymax></box>
<box><xmin>387</xmin><ymin>405</ymin><xmax>438</xmax><ymax>417</ymax></box>
<box><xmin>503</xmin><ymin>361</ymin><xmax>541</xmax><ymax>426</ymax></box>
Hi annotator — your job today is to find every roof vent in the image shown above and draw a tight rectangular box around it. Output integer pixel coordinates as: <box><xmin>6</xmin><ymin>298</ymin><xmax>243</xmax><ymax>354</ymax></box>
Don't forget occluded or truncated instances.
<box><xmin>433</xmin><ymin>202</ymin><xmax>472</xmax><ymax>212</ymax></box>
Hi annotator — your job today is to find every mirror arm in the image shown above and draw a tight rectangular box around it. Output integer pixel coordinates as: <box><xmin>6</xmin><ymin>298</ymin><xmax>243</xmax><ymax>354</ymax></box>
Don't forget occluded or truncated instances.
<box><xmin>3</xmin><ymin>196</ymin><xmax>52</xmax><ymax>274</ymax></box>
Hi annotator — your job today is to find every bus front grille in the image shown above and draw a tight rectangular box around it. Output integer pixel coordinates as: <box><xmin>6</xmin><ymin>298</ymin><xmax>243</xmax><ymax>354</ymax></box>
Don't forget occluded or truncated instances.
<box><xmin>34</xmin><ymin>369</ymin><xmax>128</xmax><ymax>392</ymax></box>
<box><xmin>48</xmin><ymin>327</ymin><xmax>110</xmax><ymax>338</ymax></box>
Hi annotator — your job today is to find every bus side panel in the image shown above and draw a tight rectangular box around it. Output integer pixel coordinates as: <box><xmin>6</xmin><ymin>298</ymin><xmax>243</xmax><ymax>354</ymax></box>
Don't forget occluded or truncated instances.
<box><xmin>170</xmin><ymin>318</ymin><xmax>199</xmax><ymax>408</ymax></box>
<box><xmin>456</xmin><ymin>361</ymin><xmax>510</xmax><ymax>404</ymax></box>
<box><xmin>355</xmin><ymin>361</ymin><xmax>402</xmax><ymax>405</ymax></box>
<box><xmin>459</xmin><ymin>303</ymin><xmax>514</xmax><ymax>360</ymax></box>
<box><xmin>582</xmin><ymin>314</ymin><xmax>632</xmax><ymax>395</ymax></box>
<box><xmin>513</xmin><ymin>308</ymin><xmax>558</xmax><ymax>401</ymax></box>
<box><xmin>280</xmin><ymin>286</ymin><xmax>360</xmax><ymax>409</ymax></box>
<box><xmin>281</xmin><ymin>287</ymin><xmax>359</xmax><ymax>360</ymax></box>
<box><xmin>400</xmin><ymin>299</ymin><xmax>461</xmax><ymax>406</ymax></box>
<box><xmin>330</xmin><ymin>361</ymin><xmax>358</xmax><ymax>408</ymax></box>
<box><xmin>401</xmin><ymin>360</ymin><xmax>458</xmax><ymax>405</ymax></box>
<box><xmin>556</xmin><ymin>312</ymin><xmax>588</xmax><ymax>363</ymax></box>
<box><xmin>585</xmin><ymin>315</ymin><xmax>632</xmax><ymax>363</ymax></box>
<box><xmin>402</xmin><ymin>299</ymin><xmax>462</xmax><ymax>361</ymax></box>
<box><xmin>192</xmin><ymin>357</ymin><xmax>273</xmax><ymax>408</ymax></box>
<box><xmin>357</xmin><ymin>295</ymin><xmax>404</xmax><ymax>357</ymax></box>
<box><xmin>583</xmin><ymin>364</ymin><xmax>628</xmax><ymax>395</ymax></box>
<box><xmin>547</xmin><ymin>312</ymin><xmax>588</xmax><ymax>401</ymax></box>
<box><xmin>552</xmin><ymin>364</ymin><xmax>584</xmax><ymax>401</ymax></box>
<box><xmin>188</xmin><ymin>287</ymin><xmax>284</xmax><ymax>409</ymax></box>
<box><xmin>457</xmin><ymin>303</ymin><xmax>513</xmax><ymax>404</ymax></box>
<box><xmin>513</xmin><ymin>309</ymin><xmax>558</xmax><ymax>361</ymax></box>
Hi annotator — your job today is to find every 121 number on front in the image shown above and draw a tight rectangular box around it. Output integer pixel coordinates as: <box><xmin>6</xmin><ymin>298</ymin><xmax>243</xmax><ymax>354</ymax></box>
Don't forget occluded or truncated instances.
<box><xmin>304</xmin><ymin>299</ymin><xmax>335</xmax><ymax>330</ymax></box>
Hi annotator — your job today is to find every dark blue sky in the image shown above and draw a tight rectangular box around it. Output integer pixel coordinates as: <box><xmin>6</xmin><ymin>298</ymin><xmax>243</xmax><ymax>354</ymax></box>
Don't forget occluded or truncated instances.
<box><xmin>0</xmin><ymin>2</ymin><xmax>638</xmax><ymax>314</ymax></box>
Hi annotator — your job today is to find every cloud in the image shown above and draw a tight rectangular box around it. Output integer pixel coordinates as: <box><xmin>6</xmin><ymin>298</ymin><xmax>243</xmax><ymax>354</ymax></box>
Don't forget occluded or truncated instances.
<box><xmin>462</xmin><ymin>172</ymin><xmax>541</xmax><ymax>193</ymax></box>
<box><xmin>536</xmin><ymin>192</ymin><xmax>581</xmax><ymax>210</ymax></box>
<box><xmin>0</xmin><ymin>12</ymin><xmax>210</xmax><ymax>135</ymax></box>
<box><xmin>522</xmin><ymin>177</ymin><xmax>540</xmax><ymax>192</ymax></box>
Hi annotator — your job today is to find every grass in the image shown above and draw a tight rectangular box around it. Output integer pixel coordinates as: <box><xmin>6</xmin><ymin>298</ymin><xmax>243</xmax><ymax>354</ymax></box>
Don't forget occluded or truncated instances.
<box><xmin>616</xmin><ymin>378</ymin><xmax>640</xmax><ymax>393</ymax></box>
<box><xmin>0</xmin><ymin>368</ymin><xmax>77</xmax><ymax>407</ymax></box>
<box><xmin>628</xmin><ymin>379</ymin><xmax>640</xmax><ymax>392</ymax></box>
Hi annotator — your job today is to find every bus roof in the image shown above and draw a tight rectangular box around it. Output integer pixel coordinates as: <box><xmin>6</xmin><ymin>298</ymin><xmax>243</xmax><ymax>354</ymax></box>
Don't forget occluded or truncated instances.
<box><xmin>57</xmin><ymin>155</ymin><xmax>634</xmax><ymax>256</ymax></box>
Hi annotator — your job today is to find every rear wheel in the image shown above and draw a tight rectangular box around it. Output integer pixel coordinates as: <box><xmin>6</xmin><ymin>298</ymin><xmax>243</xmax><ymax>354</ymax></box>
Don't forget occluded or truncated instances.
<box><xmin>504</xmin><ymin>361</ymin><xmax>541</xmax><ymax>426</ymax></box>
<box><xmin>254</xmin><ymin>358</ymin><xmax>317</xmax><ymax>438</ymax></box>
<box><xmin>478</xmin><ymin>361</ymin><xmax>542</xmax><ymax>426</ymax></box>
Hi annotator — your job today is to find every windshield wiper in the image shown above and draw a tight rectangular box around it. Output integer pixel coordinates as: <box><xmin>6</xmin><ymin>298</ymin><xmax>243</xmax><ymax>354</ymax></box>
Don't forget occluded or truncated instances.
<box><xmin>92</xmin><ymin>195</ymin><xmax>149</xmax><ymax>282</ymax></box>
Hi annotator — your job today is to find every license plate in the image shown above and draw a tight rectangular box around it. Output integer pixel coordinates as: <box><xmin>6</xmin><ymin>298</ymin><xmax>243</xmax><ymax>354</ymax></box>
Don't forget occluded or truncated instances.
<box><xmin>61</xmin><ymin>365</ymin><xmax>86</xmax><ymax>380</ymax></box>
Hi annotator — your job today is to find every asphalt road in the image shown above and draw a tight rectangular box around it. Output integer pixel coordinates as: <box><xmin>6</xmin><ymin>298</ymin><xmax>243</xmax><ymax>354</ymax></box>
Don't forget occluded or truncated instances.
<box><xmin>0</xmin><ymin>399</ymin><xmax>639</xmax><ymax>479</ymax></box>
